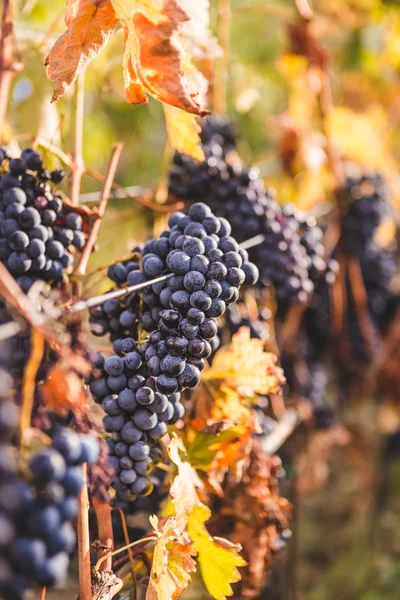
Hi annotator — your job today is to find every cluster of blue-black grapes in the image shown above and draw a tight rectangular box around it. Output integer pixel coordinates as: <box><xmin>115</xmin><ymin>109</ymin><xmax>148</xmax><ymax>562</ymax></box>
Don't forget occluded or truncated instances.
<box><xmin>0</xmin><ymin>147</ymin><xmax>86</xmax><ymax>293</ymax></box>
<box><xmin>305</xmin><ymin>170</ymin><xmax>396</xmax><ymax>366</ymax></box>
<box><xmin>89</xmin><ymin>203</ymin><xmax>258</xmax><ymax>500</ymax></box>
<box><xmin>0</xmin><ymin>373</ymin><xmax>99</xmax><ymax>599</ymax></box>
<box><xmin>169</xmin><ymin>117</ymin><xmax>337</xmax><ymax>305</ymax></box>
<box><xmin>90</xmin><ymin>348</ymin><xmax>180</xmax><ymax>502</ymax></box>
<box><xmin>141</xmin><ymin>202</ymin><xmax>259</xmax><ymax>394</ymax></box>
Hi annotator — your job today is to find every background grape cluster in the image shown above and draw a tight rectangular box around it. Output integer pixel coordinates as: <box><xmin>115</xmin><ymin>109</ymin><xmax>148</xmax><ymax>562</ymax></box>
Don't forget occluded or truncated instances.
<box><xmin>169</xmin><ymin>117</ymin><xmax>337</xmax><ymax>306</ymax></box>
<box><xmin>0</xmin><ymin>148</ymin><xmax>86</xmax><ymax>292</ymax></box>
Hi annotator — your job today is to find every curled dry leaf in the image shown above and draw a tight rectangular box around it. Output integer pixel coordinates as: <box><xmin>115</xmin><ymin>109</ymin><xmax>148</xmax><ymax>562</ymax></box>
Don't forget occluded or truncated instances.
<box><xmin>118</xmin><ymin>0</ymin><xmax>206</xmax><ymax>115</ymax></box>
<box><xmin>45</xmin><ymin>0</ymin><xmax>118</xmax><ymax>103</ymax></box>
<box><xmin>41</xmin><ymin>365</ymin><xmax>87</xmax><ymax>415</ymax></box>
<box><xmin>208</xmin><ymin>441</ymin><xmax>291</xmax><ymax>599</ymax></box>
<box><xmin>203</xmin><ymin>327</ymin><xmax>285</xmax><ymax>396</ymax></box>
<box><xmin>146</xmin><ymin>515</ymin><xmax>197</xmax><ymax>600</ymax></box>
<box><xmin>48</xmin><ymin>0</ymin><xmax>210</xmax><ymax>158</ymax></box>
<box><xmin>168</xmin><ymin>435</ymin><xmax>204</xmax><ymax>530</ymax></box>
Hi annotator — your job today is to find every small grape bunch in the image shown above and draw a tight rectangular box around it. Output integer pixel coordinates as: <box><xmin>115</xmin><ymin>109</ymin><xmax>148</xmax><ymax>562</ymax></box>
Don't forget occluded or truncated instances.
<box><xmin>0</xmin><ymin>147</ymin><xmax>86</xmax><ymax>292</ymax></box>
<box><xmin>140</xmin><ymin>202</ymin><xmax>259</xmax><ymax>393</ymax></box>
<box><xmin>89</xmin><ymin>249</ymin><xmax>162</xmax><ymax>341</ymax></box>
<box><xmin>3</xmin><ymin>427</ymin><xmax>99</xmax><ymax>597</ymax></box>
<box><xmin>89</xmin><ymin>348</ymin><xmax>184</xmax><ymax>503</ymax></box>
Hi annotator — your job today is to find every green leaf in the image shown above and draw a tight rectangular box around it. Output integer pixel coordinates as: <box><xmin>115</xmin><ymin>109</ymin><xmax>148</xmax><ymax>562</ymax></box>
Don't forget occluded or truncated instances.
<box><xmin>187</xmin><ymin>425</ymin><xmax>247</xmax><ymax>471</ymax></box>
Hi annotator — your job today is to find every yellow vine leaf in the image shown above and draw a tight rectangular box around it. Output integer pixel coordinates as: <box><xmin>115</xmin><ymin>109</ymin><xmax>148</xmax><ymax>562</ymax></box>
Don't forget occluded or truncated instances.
<box><xmin>187</xmin><ymin>505</ymin><xmax>246</xmax><ymax>600</ymax></box>
<box><xmin>164</xmin><ymin>105</ymin><xmax>204</xmax><ymax>161</ymax></box>
<box><xmin>46</xmin><ymin>0</ymin><xmax>118</xmax><ymax>102</ymax></box>
<box><xmin>147</xmin><ymin>515</ymin><xmax>197</xmax><ymax>600</ymax></box>
<box><xmin>203</xmin><ymin>327</ymin><xmax>285</xmax><ymax>395</ymax></box>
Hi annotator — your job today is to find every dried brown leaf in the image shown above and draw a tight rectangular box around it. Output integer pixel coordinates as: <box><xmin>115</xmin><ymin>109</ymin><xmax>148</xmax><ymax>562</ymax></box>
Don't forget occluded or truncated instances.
<box><xmin>46</xmin><ymin>0</ymin><xmax>118</xmax><ymax>102</ymax></box>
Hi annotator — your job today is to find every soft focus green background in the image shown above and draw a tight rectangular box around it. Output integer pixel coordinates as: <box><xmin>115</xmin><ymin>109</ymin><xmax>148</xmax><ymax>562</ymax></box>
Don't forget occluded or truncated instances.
<box><xmin>8</xmin><ymin>1</ymin><xmax>400</xmax><ymax>598</ymax></box>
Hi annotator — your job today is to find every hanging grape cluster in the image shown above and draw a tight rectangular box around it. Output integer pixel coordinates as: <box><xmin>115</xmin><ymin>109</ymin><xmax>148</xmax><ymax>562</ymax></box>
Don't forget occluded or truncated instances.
<box><xmin>169</xmin><ymin>117</ymin><xmax>337</xmax><ymax>305</ymax></box>
<box><xmin>0</xmin><ymin>148</ymin><xmax>86</xmax><ymax>293</ymax></box>
<box><xmin>0</xmin><ymin>354</ymin><xmax>99</xmax><ymax>598</ymax></box>
<box><xmin>89</xmin><ymin>202</ymin><xmax>259</xmax><ymax>500</ymax></box>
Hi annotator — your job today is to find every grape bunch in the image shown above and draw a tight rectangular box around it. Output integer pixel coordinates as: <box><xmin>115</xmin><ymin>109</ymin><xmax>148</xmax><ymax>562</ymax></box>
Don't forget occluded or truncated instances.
<box><xmin>225</xmin><ymin>301</ymin><xmax>270</xmax><ymax>342</ymax></box>
<box><xmin>199</xmin><ymin>115</ymin><xmax>239</xmax><ymax>155</ymax></box>
<box><xmin>89</xmin><ymin>203</ymin><xmax>258</xmax><ymax>499</ymax></box>
<box><xmin>0</xmin><ymin>147</ymin><xmax>86</xmax><ymax>293</ymax></box>
<box><xmin>169</xmin><ymin>117</ymin><xmax>336</xmax><ymax>305</ymax></box>
<box><xmin>0</xmin><ymin>420</ymin><xmax>99</xmax><ymax>598</ymax></box>
<box><xmin>339</xmin><ymin>170</ymin><xmax>388</xmax><ymax>255</ymax></box>
<box><xmin>141</xmin><ymin>202</ymin><xmax>259</xmax><ymax>394</ymax></box>
<box><xmin>90</xmin><ymin>348</ymin><xmax>184</xmax><ymax>503</ymax></box>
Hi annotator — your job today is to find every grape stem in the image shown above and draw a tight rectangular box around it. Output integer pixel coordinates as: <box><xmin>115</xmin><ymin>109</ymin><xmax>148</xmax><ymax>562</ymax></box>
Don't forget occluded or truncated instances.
<box><xmin>94</xmin><ymin>536</ymin><xmax>158</xmax><ymax>573</ymax></box>
<box><xmin>92</xmin><ymin>496</ymin><xmax>114</xmax><ymax>574</ymax></box>
<box><xmin>0</xmin><ymin>0</ymin><xmax>22</xmax><ymax>139</ymax></box>
<box><xmin>78</xmin><ymin>463</ymin><xmax>93</xmax><ymax>600</ymax></box>
<box><xmin>213</xmin><ymin>0</ymin><xmax>231</xmax><ymax>115</ymax></box>
<box><xmin>69</xmin><ymin>273</ymin><xmax>174</xmax><ymax>312</ymax></box>
<box><xmin>113</xmin><ymin>507</ymin><xmax>136</xmax><ymax>580</ymax></box>
<box><xmin>74</xmin><ymin>142</ymin><xmax>124</xmax><ymax>277</ymax></box>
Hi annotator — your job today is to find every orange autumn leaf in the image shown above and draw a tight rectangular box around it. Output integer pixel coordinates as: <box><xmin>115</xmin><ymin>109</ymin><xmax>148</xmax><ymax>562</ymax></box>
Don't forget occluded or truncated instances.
<box><xmin>41</xmin><ymin>366</ymin><xmax>87</xmax><ymax>415</ymax></box>
<box><xmin>114</xmin><ymin>0</ymin><xmax>207</xmax><ymax>115</ymax></box>
<box><xmin>45</xmin><ymin>0</ymin><xmax>118</xmax><ymax>102</ymax></box>
<box><xmin>65</xmin><ymin>0</ymin><xmax>80</xmax><ymax>25</ymax></box>
<box><xmin>146</xmin><ymin>515</ymin><xmax>197</xmax><ymax>600</ymax></box>
<box><xmin>203</xmin><ymin>327</ymin><xmax>286</xmax><ymax>396</ymax></box>
<box><xmin>123</xmin><ymin>30</ymin><xmax>148</xmax><ymax>105</ymax></box>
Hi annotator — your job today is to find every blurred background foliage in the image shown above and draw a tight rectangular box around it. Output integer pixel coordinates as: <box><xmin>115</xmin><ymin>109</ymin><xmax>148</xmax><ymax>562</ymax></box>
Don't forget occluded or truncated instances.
<box><xmin>6</xmin><ymin>0</ymin><xmax>400</xmax><ymax>598</ymax></box>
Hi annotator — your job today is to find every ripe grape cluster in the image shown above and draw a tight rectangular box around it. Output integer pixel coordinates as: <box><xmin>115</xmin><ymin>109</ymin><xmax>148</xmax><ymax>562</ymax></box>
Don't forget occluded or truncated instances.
<box><xmin>89</xmin><ymin>203</ymin><xmax>257</xmax><ymax>499</ymax></box>
<box><xmin>305</xmin><ymin>170</ymin><xmax>396</xmax><ymax>366</ymax></box>
<box><xmin>90</xmin><ymin>348</ymin><xmax>183</xmax><ymax>502</ymax></box>
<box><xmin>0</xmin><ymin>147</ymin><xmax>85</xmax><ymax>292</ymax></box>
<box><xmin>0</xmin><ymin>414</ymin><xmax>99</xmax><ymax>598</ymax></box>
<box><xmin>169</xmin><ymin>117</ymin><xmax>336</xmax><ymax>304</ymax></box>
<box><xmin>141</xmin><ymin>202</ymin><xmax>259</xmax><ymax>394</ymax></box>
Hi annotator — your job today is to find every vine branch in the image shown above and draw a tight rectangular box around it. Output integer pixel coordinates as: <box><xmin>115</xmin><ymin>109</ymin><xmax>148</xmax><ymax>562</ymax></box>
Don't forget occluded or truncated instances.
<box><xmin>74</xmin><ymin>142</ymin><xmax>123</xmax><ymax>276</ymax></box>
<box><xmin>78</xmin><ymin>464</ymin><xmax>92</xmax><ymax>600</ymax></box>
<box><xmin>0</xmin><ymin>0</ymin><xmax>22</xmax><ymax>138</ymax></box>
<box><xmin>92</xmin><ymin>496</ymin><xmax>114</xmax><ymax>573</ymax></box>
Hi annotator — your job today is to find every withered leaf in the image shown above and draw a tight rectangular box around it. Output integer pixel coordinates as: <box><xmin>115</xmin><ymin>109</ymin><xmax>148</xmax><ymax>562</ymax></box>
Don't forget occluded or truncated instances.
<box><xmin>147</xmin><ymin>515</ymin><xmax>196</xmax><ymax>600</ymax></box>
<box><xmin>41</xmin><ymin>365</ymin><xmax>87</xmax><ymax>415</ymax></box>
<box><xmin>203</xmin><ymin>327</ymin><xmax>286</xmax><ymax>396</ymax></box>
<box><xmin>46</xmin><ymin>0</ymin><xmax>118</xmax><ymax>102</ymax></box>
